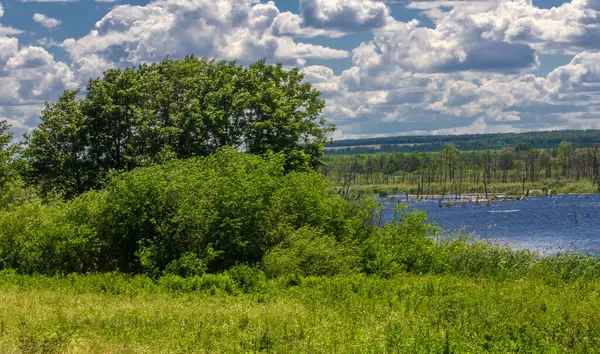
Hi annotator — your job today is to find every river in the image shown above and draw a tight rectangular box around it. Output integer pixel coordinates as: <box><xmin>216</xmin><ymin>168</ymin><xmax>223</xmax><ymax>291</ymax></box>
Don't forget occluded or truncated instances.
<box><xmin>380</xmin><ymin>194</ymin><xmax>600</xmax><ymax>254</ymax></box>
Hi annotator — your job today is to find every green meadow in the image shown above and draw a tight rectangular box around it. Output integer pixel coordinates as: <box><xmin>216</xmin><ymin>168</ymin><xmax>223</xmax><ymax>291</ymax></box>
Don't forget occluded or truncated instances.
<box><xmin>2</xmin><ymin>270</ymin><xmax>600</xmax><ymax>353</ymax></box>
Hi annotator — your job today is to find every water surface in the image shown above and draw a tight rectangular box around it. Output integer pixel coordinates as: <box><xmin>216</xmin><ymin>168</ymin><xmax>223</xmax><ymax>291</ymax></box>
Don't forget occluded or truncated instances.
<box><xmin>380</xmin><ymin>194</ymin><xmax>600</xmax><ymax>254</ymax></box>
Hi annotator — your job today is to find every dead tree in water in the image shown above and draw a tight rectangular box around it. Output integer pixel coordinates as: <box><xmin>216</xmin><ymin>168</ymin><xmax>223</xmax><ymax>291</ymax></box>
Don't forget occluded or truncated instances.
<box><xmin>483</xmin><ymin>145</ymin><xmax>491</xmax><ymax>200</ymax></box>
<box><xmin>592</xmin><ymin>146</ymin><xmax>600</xmax><ymax>192</ymax></box>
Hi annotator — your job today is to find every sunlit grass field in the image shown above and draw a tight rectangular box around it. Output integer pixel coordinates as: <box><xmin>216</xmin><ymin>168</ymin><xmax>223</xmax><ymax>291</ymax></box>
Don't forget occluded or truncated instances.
<box><xmin>1</xmin><ymin>271</ymin><xmax>600</xmax><ymax>353</ymax></box>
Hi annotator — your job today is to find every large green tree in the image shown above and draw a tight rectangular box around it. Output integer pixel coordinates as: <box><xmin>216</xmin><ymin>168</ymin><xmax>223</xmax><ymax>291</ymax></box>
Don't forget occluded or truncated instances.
<box><xmin>25</xmin><ymin>57</ymin><xmax>333</xmax><ymax>196</ymax></box>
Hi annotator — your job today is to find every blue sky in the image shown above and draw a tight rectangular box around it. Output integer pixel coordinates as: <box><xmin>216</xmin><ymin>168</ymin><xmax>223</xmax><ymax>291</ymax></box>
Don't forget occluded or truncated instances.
<box><xmin>1</xmin><ymin>0</ymin><xmax>600</xmax><ymax>140</ymax></box>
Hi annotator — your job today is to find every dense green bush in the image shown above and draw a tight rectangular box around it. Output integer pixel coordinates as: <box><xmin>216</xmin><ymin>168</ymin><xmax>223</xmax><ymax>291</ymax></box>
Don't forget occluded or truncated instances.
<box><xmin>0</xmin><ymin>148</ymin><xmax>375</xmax><ymax>276</ymax></box>
<box><xmin>0</xmin><ymin>197</ymin><xmax>103</xmax><ymax>274</ymax></box>
<box><xmin>263</xmin><ymin>227</ymin><xmax>361</xmax><ymax>278</ymax></box>
<box><xmin>361</xmin><ymin>204</ymin><xmax>440</xmax><ymax>277</ymax></box>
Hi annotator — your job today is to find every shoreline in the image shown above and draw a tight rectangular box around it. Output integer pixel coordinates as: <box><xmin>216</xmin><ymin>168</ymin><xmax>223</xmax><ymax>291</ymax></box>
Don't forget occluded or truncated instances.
<box><xmin>342</xmin><ymin>180</ymin><xmax>600</xmax><ymax>197</ymax></box>
<box><xmin>374</xmin><ymin>192</ymin><xmax>600</xmax><ymax>201</ymax></box>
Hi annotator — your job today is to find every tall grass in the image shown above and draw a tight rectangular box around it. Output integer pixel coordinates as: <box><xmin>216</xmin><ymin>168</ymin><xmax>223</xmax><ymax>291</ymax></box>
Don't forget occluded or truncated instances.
<box><xmin>0</xmin><ymin>270</ymin><xmax>599</xmax><ymax>353</ymax></box>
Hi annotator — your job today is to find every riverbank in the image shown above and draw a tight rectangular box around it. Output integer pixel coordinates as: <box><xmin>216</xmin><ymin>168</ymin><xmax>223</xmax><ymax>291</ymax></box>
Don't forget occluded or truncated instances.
<box><xmin>1</xmin><ymin>271</ymin><xmax>599</xmax><ymax>352</ymax></box>
<box><xmin>347</xmin><ymin>179</ymin><xmax>599</xmax><ymax>197</ymax></box>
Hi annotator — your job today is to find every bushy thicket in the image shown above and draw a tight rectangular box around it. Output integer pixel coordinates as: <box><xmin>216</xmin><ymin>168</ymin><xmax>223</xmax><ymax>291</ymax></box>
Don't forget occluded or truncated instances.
<box><xmin>1</xmin><ymin>148</ymin><xmax>600</xmax><ymax>282</ymax></box>
<box><xmin>0</xmin><ymin>149</ymin><xmax>379</xmax><ymax>276</ymax></box>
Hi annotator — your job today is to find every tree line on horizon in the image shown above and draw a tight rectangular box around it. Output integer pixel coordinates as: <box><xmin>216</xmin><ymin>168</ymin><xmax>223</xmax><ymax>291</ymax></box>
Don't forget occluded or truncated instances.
<box><xmin>321</xmin><ymin>142</ymin><xmax>600</xmax><ymax>195</ymax></box>
<box><xmin>325</xmin><ymin>130</ymin><xmax>600</xmax><ymax>155</ymax></box>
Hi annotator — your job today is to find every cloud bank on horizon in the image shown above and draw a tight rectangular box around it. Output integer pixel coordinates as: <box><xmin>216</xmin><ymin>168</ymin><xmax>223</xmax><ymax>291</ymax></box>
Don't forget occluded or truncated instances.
<box><xmin>1</xmin><ymin>0</ymin><xmax>600</xmax><ymax>139</ymax></box>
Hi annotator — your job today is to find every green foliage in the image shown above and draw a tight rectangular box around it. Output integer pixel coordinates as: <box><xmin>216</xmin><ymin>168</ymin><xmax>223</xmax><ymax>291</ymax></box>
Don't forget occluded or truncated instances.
<box><xmin>226</xmin><ymin>264</ymin><xmax>267</xmax><ymax>293</ymax></box>
<box><xmin>322</xmin><ymin>140</ymin><xmax>600</xmax><ymax>195</ymax></box>
<box><xmin>362</xmin><ymin>204</ymin><xmax>440</xmax><ymax>277</ymax></box>
<box><xmin>514</xmin><ymin>141</ymin><xmax>534</xmax><ymax>152</ymax></box>
<box><xmin>557</xmin><ymin>140</ymin><xmax>577</xmax><ymax>176</ymax></box>
<box><xmin>0</xmin><ymin>120</ymin><xmax>17</xmax><ymax>173</ymax></box>
<box><xmin>25</xmin><ymin>57</ymin><xmax>332</xmax><ymax>197</ymax></box>
<box><xmin>263</xmin><ymin>227</ymin><xmax>361</xmax><ymax>278</ymax></box>
<box><xmin>266</xmin><ymin>172</ymin><xmax>374</xmax><ymax>244</ymax></box>
<box><xmin>157</xmin><ymin>273</ymin><xmax>238</xmax><ymax>295</ymax></box>
<box><xmin>23</xmin><ymin>91</ymin><xmax>89</xmax><ymax>197</ymax></box>
<box><xmin>0</xmin><ymin>149</ymin><xmax>373</xmax><ymax>276</ymax></box>
<box><xmin>93</xmin><ymin>148</ymin><xmax>284</xmax><ymax>274</ymax></box>
<box><xmin>0</xmin><ymin>120</ymin><xmax>26</xmax><ymax>208</ymax></box>
<box><xmin>532</xmin><ymin>252</ymin><xmax>600</xmax><ymax>282</ymax></box>
<box><xmin>0</xmin><ymin>196</ymin><xmax>104</xmax><ymax>275</ymax></box>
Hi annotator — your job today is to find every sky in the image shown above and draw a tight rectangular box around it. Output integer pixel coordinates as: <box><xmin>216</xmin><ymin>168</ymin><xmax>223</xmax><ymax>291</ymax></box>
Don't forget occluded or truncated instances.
<box><xmin>1</xmin><ymin>0</ymin><xmax>600</xmax><ymax>140</ymax></box>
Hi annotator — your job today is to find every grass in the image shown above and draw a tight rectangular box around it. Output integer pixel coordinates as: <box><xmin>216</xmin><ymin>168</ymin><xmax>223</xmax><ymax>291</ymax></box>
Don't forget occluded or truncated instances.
<box><xmin>0</xmin><ymin>271</ymin><xmax>600</xmax><ymax>353</ymax></box>
<box><xmin>348</xmin><ymin>180</ymin><xmax>599</xmax><ymax>197</ymax></box>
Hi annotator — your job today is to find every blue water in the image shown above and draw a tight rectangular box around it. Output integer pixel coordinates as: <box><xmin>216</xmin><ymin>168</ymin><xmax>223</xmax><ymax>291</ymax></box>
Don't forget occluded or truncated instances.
<box><xmin>380</xmin><ymin>194</ymin><xmax>600</xmax><ymax>254</ymax></box>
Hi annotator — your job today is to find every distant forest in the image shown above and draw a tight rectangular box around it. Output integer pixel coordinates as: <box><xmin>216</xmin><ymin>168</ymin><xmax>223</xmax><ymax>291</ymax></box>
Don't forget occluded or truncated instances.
<box><xmin>325</xmin><ymin>130</ymin><xmax>600</xmax><ymax>155</ymax></box>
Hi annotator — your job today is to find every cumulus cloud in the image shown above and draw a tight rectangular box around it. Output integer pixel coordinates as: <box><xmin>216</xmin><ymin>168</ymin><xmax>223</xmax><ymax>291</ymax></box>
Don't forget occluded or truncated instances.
<box><xmin>407</xmin><ymin>0</ymin><xmax>600</xmax><ymax>54</ymax></box>
<box><xmin>5</xmin><ymin>46</ymin><xmax>54</xmax><ymax>70</ymax></box>
<box><xmin>61</xmin><ymin>0</ymin><xmax>349</xmax><ymax>82</ymax></box>
<box><xmin>0</xmin><ymin>36</ymin><xmax>19</xmax><ymax>65</ymax></box>
<box><xmin>2</xmin><ymin>0</ymin><xmax>600</xmax><ymax>138</ymax></box>
<box><xmin>299</xmin><ymin>0</ymin><xmax>391</xmax><ymax>31</ymax></box>
<box><xmin>3</xmin><ymin>46</ymin><xmax>76</xmax><ymax>102</ymax></box>
<box><xmin>33</xmin><ymin>13</ymin><xmax>61</xmax><ymax>29</ymax></box>
<box><xmin>0</xmin><ymin>43</ymin><xmax>76</xmax><ymax>134</ymax></box>
<box><xmin>320</xmin><ymin>50</ymin><xmax>600</xmax><ymax>137</ymax></box>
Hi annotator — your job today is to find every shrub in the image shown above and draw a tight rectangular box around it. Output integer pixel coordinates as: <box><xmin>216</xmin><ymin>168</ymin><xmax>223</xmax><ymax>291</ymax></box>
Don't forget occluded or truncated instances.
<box><xmin>266</xmin><ymin>172</ymin><xmax>376</xmax><ymax>244</ymax></box>
<box><xmin>361</xmin><ymin>204</ymin><xmax>440</xmax><ymax>277</ymax></box>
<box><xmin>226</xmin><ymin>264</ymin><xmax>267</xmax><ymax>293</ymax></box>
<box><xmin>263</xmin><ymin>227</ymin><xmax>361</xmax><ymax>278</ymax></box>
<box><xmin>0</xmin><ymin>197</ymin><xmax>103</xmax><ymax>275</ymax></box>
<box><xmin>0</xmin><ymin>148</ymin><xmax>374</xmax><ymax>276</ymax></box>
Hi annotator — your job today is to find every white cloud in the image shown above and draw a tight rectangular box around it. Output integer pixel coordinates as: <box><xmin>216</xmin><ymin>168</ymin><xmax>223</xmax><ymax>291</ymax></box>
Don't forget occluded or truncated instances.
<box><xmin>0</xmin><ymin>25</ymin><xmax>23</xmax><ymax>36</ymax></box>
<box><xmin>5</xmin><ymin>46</ymin><xmax>54</xmax><ymax>70</ymax></box>
<box><xmin>0</xmin><ymin>2</ymin><xmax>23</xmax><ymax>35</ymax></box>
<box><xmin>299</xmin><ymin>0</ymin><xmax>392</xmax><ymax>31</ymax></box>
<box><xmin>61</xmin><ymin>0</ymin><xmax>349</xmax><ymax>83</ymax></box>
<box><xmin>1</xmin><ymin>45</ymin><xmax>76</xmax><ymax>104</ymax></box>
<box><xmin>0</xmin><ymin>36</ymin><xmax>18</xmax><ymax>65</ymax></box>
<box><xmin>271</xmin><ymin>11</ymin><xmax>346</xmax><ymax>38</ymax></box>
<box><xmin>2</xmin><ymin>0</ymin><xmax>600</xmax><ymax>138</ymax></box>
<box><xmin>0</xmin><ymin>104</ymin><xmax>46</xmax><ymax>138</ymax></box>
<box><xmin>33</xmin><ymin>13</ymin><xmax>61</xmax><ymax>29</ymax></box>
<box><xmin>321</xmin><ymin>49</ymin><xmax>600</xmax><ymax>137</ymax></box>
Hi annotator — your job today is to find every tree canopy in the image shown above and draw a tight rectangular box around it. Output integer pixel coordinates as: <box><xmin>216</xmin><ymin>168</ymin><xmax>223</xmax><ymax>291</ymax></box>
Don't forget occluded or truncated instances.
<box><xmin>25</xmin><ymin>57</ymin><xmax>333</xmax><ymax>196</ymax></box>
